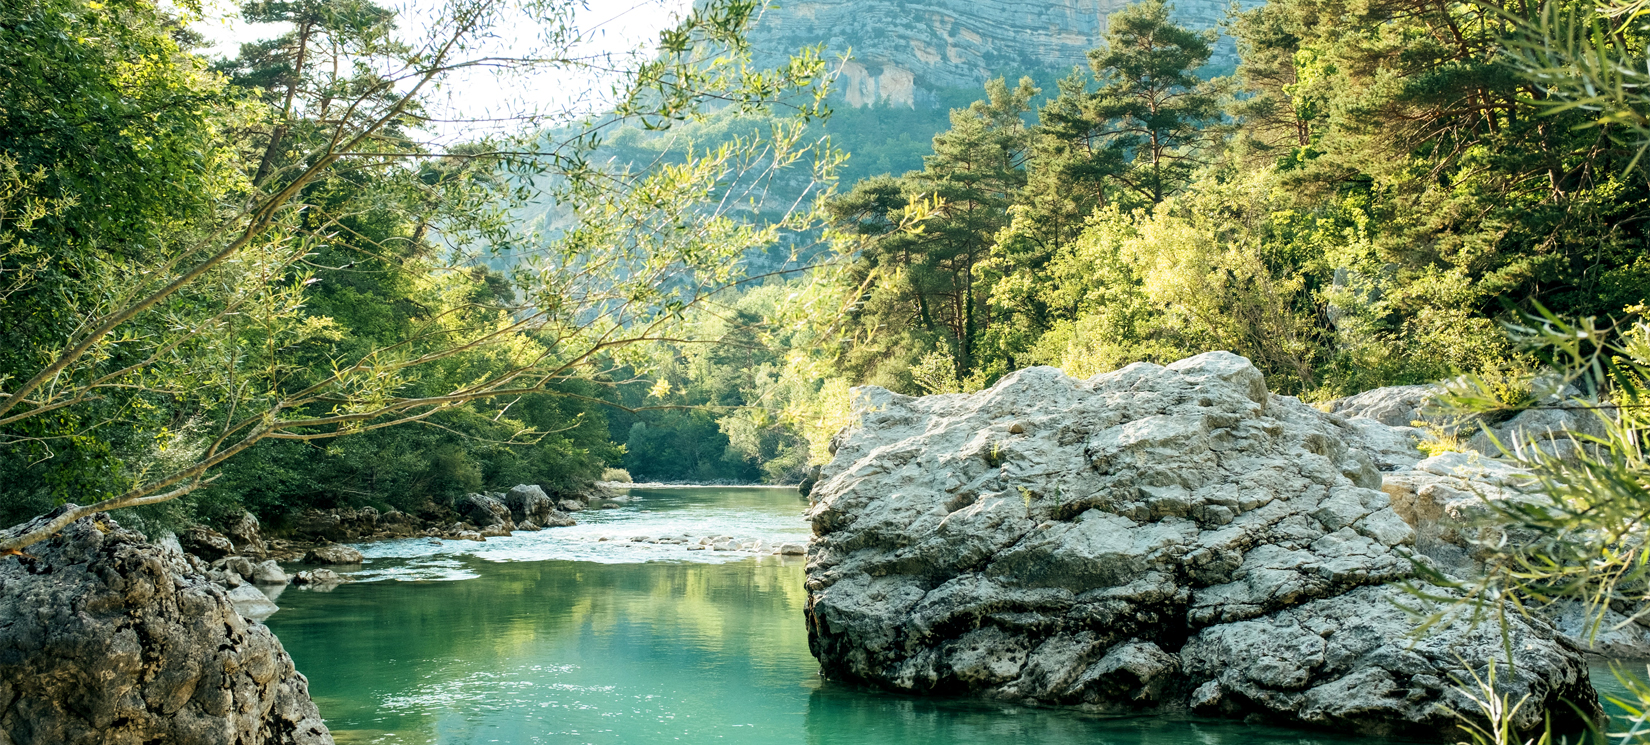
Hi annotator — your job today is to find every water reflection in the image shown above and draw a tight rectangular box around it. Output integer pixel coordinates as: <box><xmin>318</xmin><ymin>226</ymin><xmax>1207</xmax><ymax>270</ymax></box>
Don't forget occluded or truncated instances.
<box><xmin>802</xmin><ymin>682</ymin><xmax>1388</xmax><ymax>745</ymax></box>
<box><xmin>265</xmin><ymin>487</ymin><xmax>1617</xmax><ymax>745</ymax></box>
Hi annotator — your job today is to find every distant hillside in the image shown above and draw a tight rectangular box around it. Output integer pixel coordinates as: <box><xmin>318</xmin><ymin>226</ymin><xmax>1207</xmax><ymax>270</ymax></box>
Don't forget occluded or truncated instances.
<box><xmin>742</xmin><ymin>0</ymin><xmax>1242</xmax><ymax>109</ymax></box>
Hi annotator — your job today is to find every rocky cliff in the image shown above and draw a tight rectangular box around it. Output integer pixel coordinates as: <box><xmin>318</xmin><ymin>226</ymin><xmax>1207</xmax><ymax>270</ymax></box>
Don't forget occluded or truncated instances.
<box><xmin>744</xmin><ymin>0</ymin><xmax>1242</xmax><ymax>107</ymax></box>
<box><xmin>802</xmin><ymin>352</ymin><xmax>1599</xmax><ymax>738</ymax></box>
<box><xmin>0</xmin><ymin>509</ymin><xmax>333</xmax><ymax>745</ymax></box>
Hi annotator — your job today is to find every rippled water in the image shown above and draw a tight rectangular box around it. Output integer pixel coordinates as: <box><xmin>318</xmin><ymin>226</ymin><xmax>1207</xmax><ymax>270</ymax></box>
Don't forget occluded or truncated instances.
<box><xmin>263</xmin><ymin>486</ymin><xmax>1625</xmax><ymax>745</ymax></box>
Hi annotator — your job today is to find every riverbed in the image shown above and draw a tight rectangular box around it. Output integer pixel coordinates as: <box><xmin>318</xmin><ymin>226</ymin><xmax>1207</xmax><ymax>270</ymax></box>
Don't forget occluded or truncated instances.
<box><xmin>263</xmin><ymin>486</ymin><xmax>1632</xmax><ymax>745</ymax></box>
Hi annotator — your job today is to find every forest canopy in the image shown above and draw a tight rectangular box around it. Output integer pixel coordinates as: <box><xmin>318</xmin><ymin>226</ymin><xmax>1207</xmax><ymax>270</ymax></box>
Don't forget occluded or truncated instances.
<box><xmin>0</xmin><ymin>0</ymin><xmax>837</xmax><ymax>543</ymax></box>
<box><xmin>2</xmin><ymin>0</ymin><xmax>1646</xmax><ymax>534</ymax></box>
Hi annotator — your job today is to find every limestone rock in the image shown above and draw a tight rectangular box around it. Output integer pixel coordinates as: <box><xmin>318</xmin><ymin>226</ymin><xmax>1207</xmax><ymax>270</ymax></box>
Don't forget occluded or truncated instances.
<box><xmin>226</xmin><ymin>584</ymin><xmax>280</xmax><ymax>622</ymax></box>
<box><xmin>1329</xmin><ymin>383</ymin><xmax>1607</xmax><ymax>463</ymax></box>
<box><xmin>744</xmin><ymin>0</ymin><xmax>1251</xmax><ymax>107</ymax></box>
<box><xmin>376</xmin><ymin>509</ymin><xmax>422</xmax><ymax>537</ymax></box>
<box><xmin>303</xmin><ymin>544</ymin><xmax>364</xmax><ymax>565</ymax></box>
<box><xmin>1325</xmin><ymin>385</ymin><xmax>1441</xmax><ymax>427</ymax></box>
<box><xmin>803</xmin><ymin>352</ymin><xmax>1598</xmax><ymax>738</ymax></box>
<box><xmin>1337</xmin><ymin>416</ymin><xmax>1427</xmax><ymax>471</ymax></box>
<box><xmin>1379</xmin><ymin>453</ymin><xmax>1545</xmax><ymax>580</ymax></box>
<box><xmin>499</xmin><ymin>485</ymin><xmax>578</xmax><ymax>527</ymax></box>
<box><xmin>460</xmin><ymin>493</ymin><xmax>515</xmax><ymax>532</ymax></box>
<box><xmin>291</xmin><ymin>511</ymin><xmax>346</xmax><ymax>543</ymax></box>
<box><xmin>226</xmin><ymin>510</ymin><xmax>266</xmax><ymax>557</ymax></box>
<box><xmin>0</xmin><ymin>508</ymin><xmax>332</xmax><ymax>744</ymax></box>
<box><xmin>180</xmin><ymin>526</ymin><xmax>235</xmax><ymax>561</ymax></box>
<box><xmin>292</xmin><ymin>569</ymin><xmax>346</xmax><ymax>587</ymax></box>
<box><xmin>1182</xmin><ymin>584</ymin><xmax>1593</xmax><ymax>735</ymax></box>
<box><xmin>540</xmin><ymin>509</ymin><xmax>576</xmax><ymax>528</ymax></box>
<box><xmin>1547</xmin><ymin>600</ymin><xmax>1650</xmax><ymax>659</ymax></box>
<box><xmin>252</xmin><ymin>560</ymin><xmax>288</xmax><ymax>585</ymax></box>
<box><xmin>799</xmin><ymin>465</ymin><xmax>824</xmax><ymax>497</ymax></box>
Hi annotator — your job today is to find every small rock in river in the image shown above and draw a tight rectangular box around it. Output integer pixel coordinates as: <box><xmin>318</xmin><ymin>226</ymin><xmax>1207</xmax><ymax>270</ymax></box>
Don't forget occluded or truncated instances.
<box><xmin>252</xmin><ymin>560</ymin><xmax>288</xmax><ymax>585</ymax></box>
<box><xmin>305</xmin><ymin>544</ymin><xmax>365</xmax><ymax>564</ymax></box>
<box><xmin>226</xmin><ymin>584</ymin><xmax>280</xmax><ymax>621</ymax></box>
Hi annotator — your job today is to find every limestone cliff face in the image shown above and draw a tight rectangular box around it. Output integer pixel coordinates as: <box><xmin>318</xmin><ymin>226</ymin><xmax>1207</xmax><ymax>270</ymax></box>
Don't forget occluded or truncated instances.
<box><xmin>744</xmin><ymin>0</ymin><xmax>1239</xmax><ymax>107</ymax></box>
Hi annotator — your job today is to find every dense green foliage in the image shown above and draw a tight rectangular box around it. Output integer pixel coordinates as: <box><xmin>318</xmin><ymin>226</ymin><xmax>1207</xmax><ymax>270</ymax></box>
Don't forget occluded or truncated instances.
<box><xmin>615</xmin><ymin>0</ymin><xmax>1648</xmax><ymax>482</ymax></box>
<box><xmin>799</xmin><ymin>0</ymin><xmax>1649</xmax><ymax>409</ymax></box>
<box><xmin>5</xmin><ymin>0</ymin><xmax>1646</xmax><ymax>528</ymax></box>
<box><xmin>0</xmin><ymin>0</ymin><xmax>835</xmax><ymax>539</ymax></box>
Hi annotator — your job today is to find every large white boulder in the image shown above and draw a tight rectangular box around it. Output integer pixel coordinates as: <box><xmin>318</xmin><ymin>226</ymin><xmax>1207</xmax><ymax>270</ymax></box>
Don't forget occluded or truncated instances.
<box><xmin>804</xmin><ymin>353</ymin><xmax>1598</xmax><ymax>738</ymax></box>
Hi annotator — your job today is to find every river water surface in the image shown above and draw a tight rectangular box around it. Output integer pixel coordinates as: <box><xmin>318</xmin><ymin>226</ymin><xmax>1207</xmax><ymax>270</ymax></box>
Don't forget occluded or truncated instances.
<box><xmin>263</xmin><ymin>486</ymin><xmax>1632</xmax><ymax>745</ymax></box>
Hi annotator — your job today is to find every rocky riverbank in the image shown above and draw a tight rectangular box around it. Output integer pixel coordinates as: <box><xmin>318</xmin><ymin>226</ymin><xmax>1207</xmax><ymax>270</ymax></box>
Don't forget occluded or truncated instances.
<box><xmin>802</xmin><ymin>353</ymin><xmax>1603</xmax><ymax>739</ymax></box>
<box><xmin>180</xmin><ymin>483</ymin><xmax>621</xmax><ymax>563</ymax></box>
<box><xmin>167</xmin><ymin>483</ymin><xmax>618</xmax><ymax>621</ymax></box>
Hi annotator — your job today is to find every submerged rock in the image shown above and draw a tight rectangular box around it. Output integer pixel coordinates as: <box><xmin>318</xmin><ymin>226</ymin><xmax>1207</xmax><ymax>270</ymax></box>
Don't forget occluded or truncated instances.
<box><xmin>226</xmin><ymin>584</ymin><xmax>281</xmax><ymax>622</ymax></box>
<box><xmin>292</xmin><ymin>568</ymin><xmax>347</xmax><ymax>587</ymax></box>
<box><xmin>803</xmin><ymin>352</ymin><xmax>1598</xmax><ymax>738</ymax></box>
<box><xmin>0</xmin><ymin>508</ymin><xmax>332</xmax><ymax>744</ymax></box>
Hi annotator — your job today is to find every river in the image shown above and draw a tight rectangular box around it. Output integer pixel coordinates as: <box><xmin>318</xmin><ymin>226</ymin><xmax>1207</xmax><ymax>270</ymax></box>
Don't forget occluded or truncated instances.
<box><xmin>262</xmin><ymin>486</ymin><xmax>1632</xmax><ymax>745</ymax></box>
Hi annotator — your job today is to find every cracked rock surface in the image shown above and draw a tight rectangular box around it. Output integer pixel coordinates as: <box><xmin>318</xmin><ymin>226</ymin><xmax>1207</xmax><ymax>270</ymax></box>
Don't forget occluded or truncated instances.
<box><xmin>803</xmin><ymin>352</ymin><xmax>1598</xmax><ymax>738</ymax></box>
<box><xmin>0</xmin><ymin>509</ymin><xmax>333</xmax><ymax>745</ymax></box>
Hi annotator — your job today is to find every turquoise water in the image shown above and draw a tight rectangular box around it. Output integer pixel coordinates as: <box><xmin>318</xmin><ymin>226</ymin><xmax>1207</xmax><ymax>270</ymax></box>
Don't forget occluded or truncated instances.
<box><xmin>262</xmin><ymin>487</ymin><xmax>1615</xmax><ymax>745</ymax></box>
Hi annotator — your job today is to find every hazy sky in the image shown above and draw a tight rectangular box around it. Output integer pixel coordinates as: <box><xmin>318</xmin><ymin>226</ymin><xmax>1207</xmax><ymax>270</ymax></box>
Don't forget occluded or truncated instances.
<box><xmin>190</xmin><ymin>0</ymin><xmax>695</xmax><ymax>140</ymax></box>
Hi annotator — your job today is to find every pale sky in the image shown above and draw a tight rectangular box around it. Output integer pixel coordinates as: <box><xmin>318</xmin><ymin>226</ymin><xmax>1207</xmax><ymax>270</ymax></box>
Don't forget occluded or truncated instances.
<box><xmin>190</xmin><ymin>0</ymin><xmax>696</xmax><ymax>141</ymax></box>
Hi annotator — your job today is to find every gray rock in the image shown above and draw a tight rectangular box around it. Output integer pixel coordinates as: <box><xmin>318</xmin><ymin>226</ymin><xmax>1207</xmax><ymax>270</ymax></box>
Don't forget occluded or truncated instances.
<box><xmin>157</xmin><ymin>531</ymin><xmax>185</xmax><ymax>558</ymax></box>
<box><xmin>1547</xmin><ymin>600</ymin><xmax>1650</xmax><ymax>659</ymax></box>
<box><xmin>1325</xmin><ymin>384</ymin><xmax>1441</xmax><ymax>427</ymax></box>
<box><xmin>180</xmin><ymin>526</ymin><xmax>235</xmax><ymax>561</ymax></box>
<box><xmin>1330</xmin><ymin>383</ymin><xmax>1607</xmax><ymax>464</ymax></box>
<box><xmin>226</xmin><ymin>510</ymin><xmax>266</xmax><ymax>557</ymax></box>
<box><xmin>779</xmin><ymin>543</ymin><xmax>807</xmax><ymax>556</ymax></box>
<box><xmin>504</xmin><ymin>484</ymin><xmax>555</xmax><ymax>524</ymax></box>
<box><xmin>291</xmin><ymin>510</ymin><xmax>347</xmax><ymax>543</ymax></box>
<box><xmin>461</xmin><ymin>492</ymin><xmax>515</xmax><ymax>531</ymax></box>
<box><xmin>1376</xmin><ymin>453</ymin><xmax>1650</xmax><ymax>657</ymax></box>
<box><xmin>226</xmin><ymin>584</ymin><xmax>280</xmax><ymax>621</ymax></box>
<box><xmin>252</xmin><ymin>560</ymin><xmax>288</xmax><ymax>585</ymax></box>
<box><xmin>803</xmin><ymin>352</ymin><xmax>1598</xmax><ymax>738</ymax></box>
<box><xmin>1379</xmin><ymin>454</ymin><xmax>1545</xmax><ymax>580</ymax></box>
<box><xmin>376</xmin><ymin>509</ymin><xmax>421</xmax><ymax>537</ymax></box>
<box><xmin>1182</xmin><ymin>584</ymin><xmax>1593</xmax><ymax>735</ymax></box>
<box><xmin>1464</xmin><ymin>404</ymin><xmax>1607</xmax><ymax>462</ymax></box>
<box><xmin>1338</xmin><ymin>416</ymin><xmax>1427</xmax><ymax>471</ymax></box>
<box><xmin>292</xmin><ymin>569</ymin><xmax>346</xmax><ymax>587</ymax></box>
<box><xmin>0</xmin><ymin>508</ymin><xmax>333</xmax><ymax>744</ymax></box>
<box><xmin>541</xmin><ymin>509</ymin><xmax>576</xmax><ymax>528</ymax></box>
<box><xmin>799</xmin><ymin>464</ymin><xmax>824</xmax><ymax>497</ymax></box>
<box><xmin>303</xmin><ymin>544</ymin><xmax>364</xmax><ymax>565</ymax></box>
<box><xmin>219</xmin><ymin>555</ymin><xmax>257</xmax><ymax>580</ymax></box>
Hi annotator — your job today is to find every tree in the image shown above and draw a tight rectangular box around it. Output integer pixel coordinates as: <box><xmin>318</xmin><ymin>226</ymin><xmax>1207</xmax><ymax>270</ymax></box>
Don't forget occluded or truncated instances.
<box><xmin>0</xmin><ymin>0</ymin><xmax>838</xmax><ymax>550</ymax></box>
<box><xmin>817</xmin><ymin>78</ymin><xmax>1035</xmax><ymax>386</ymax></box>
<box><xmin>1039</xmin><ymin>0</ymin><xmax>1223</xmax><ymax>208</ymax></box>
